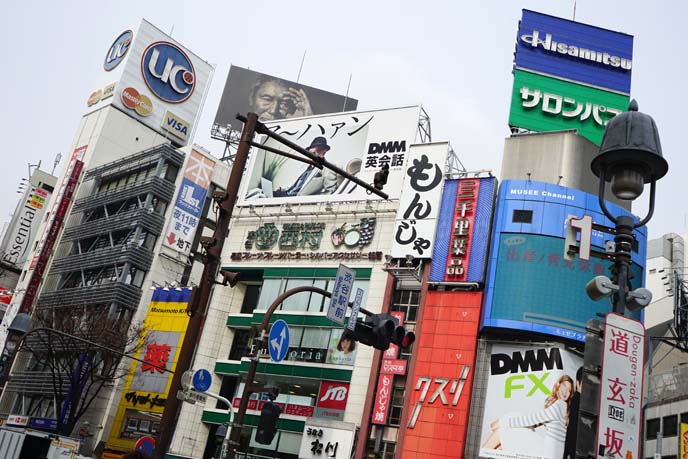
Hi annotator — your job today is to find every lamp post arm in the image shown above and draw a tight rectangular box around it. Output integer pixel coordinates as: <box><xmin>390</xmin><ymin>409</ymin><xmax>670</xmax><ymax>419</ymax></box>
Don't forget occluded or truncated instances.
<box><xmin>597</xmin><ymin>168</ymin><xmax>619</xmax><ymax>224</ymax></box>
<box><xmin>634</xmin><ymin>179</ymin><xmax>657</xmax><ymax>228</ymax></box>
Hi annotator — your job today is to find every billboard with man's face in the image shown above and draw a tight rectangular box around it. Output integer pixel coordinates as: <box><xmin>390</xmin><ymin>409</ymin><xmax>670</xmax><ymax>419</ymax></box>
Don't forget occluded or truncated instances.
<box><xmin>239</xmin><ymin>105</ymin><xmax>420</xmax><ymax>206</ymax></box>
<box><xmin>214</xmin><ymin>66</ymin><xmax>358</xmax><ymax>132</ymax></box>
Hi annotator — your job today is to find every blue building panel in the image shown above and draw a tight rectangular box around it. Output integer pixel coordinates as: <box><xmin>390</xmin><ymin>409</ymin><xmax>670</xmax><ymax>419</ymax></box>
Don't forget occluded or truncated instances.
<box><xmin>467</xmin><ymin>177</ymin><xmax>495</xmax><ymax>282</ymax></box>
<box><xmin>515</xmin><ymin>9</ymin><xmax>633</xmax><ymax>94</ymax></box>
<box><xmin>429</xmin><ymin>180</ymin><xmax>458</xmax><ymax>282</ymax></box>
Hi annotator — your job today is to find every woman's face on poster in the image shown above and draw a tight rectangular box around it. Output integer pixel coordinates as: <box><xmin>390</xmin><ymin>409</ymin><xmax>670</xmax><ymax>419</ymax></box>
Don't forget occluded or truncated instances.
<box><xmin>557</xmin><ymin>380</ymin><xmax>573</xmax><ymax>401</ymax></box>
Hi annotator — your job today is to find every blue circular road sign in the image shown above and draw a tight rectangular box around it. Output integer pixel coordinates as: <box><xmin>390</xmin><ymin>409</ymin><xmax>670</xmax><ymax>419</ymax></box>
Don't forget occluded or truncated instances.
<box><xmin>268</xmin><ymin>319</ymin><xmax>290</xmax><ymax>362</ymax></box>
<box><xmin>192</xmin><ymin>369</ymin><xmax>212</xmax><ymax>393</ymax></box>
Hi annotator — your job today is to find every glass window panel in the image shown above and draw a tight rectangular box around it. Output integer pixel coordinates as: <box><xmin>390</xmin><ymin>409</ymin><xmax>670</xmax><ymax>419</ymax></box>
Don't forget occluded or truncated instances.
<box><xmin>278</xmin><ymin>432</ymin><xmax>302</xmax><ymax>455</ymax></box>
<box><xmin>282</xmin><ymin>279</ymin><xmax>313</xmax><ymax>311</ymax></box>
<box><xmin>301</xmin><ymin>328</ymin><xmax>329</xmax><ymax>348</ymax></box>
<box><xmin>646</xmin><ymin>418</ymin><xmax>660</xmax><ymax>439</ymax></box>
<box><xmin>308</xmin><ymin>279</ymin><xmax>328</xmax><ymax>312</ymax></box>
<box><xmin>663</xmin><ymin>414</ymin><xmax>678</xmax><ymax>437</ymax></box>
<box><xmin>257</xmin><ymin>279</ymin><xmax>283</xmax><ymax>310</ymax></box>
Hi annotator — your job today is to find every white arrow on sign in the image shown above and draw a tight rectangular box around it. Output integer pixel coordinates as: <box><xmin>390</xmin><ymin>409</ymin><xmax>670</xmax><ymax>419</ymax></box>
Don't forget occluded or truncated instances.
<box><xmin>270</xmin><ymin>327</ymin><xmax>287</xmax><ymax>358</ymax></box>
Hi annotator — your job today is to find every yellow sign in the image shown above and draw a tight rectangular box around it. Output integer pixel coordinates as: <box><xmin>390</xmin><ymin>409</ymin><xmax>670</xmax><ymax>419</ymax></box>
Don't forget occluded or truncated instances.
<box><xmin>681</xmin><ymin>422</ymin><xmax>688</xmax><ymax>459</ymax></box>
<box><xmin>105</xmin><ymin>288</ymin><xmax>191</xmax><ymax>451</ymax></box>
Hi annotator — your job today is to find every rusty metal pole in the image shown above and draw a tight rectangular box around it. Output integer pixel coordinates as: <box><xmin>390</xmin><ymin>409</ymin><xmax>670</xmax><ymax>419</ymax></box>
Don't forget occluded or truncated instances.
<box><xmin>154</xmin><ymin>113</ymin><xmax>258</xmax><ymax>459</ymax></box>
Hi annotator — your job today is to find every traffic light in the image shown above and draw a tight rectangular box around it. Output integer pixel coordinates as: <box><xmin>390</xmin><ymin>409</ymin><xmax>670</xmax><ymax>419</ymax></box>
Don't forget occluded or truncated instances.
<box><xmin>255</xmin><ymin>401</ymin><xmax>281</xmax><ymax>445</ymax></box>
<box><xmin>344</xmin><ymin>314</ymin><xmax>415</xmax><ymax>351</ymax></box>
<box><xmin>373</xmin><ymin>164</ymin><xmax>390</xmax><ymax>190</ymax></box>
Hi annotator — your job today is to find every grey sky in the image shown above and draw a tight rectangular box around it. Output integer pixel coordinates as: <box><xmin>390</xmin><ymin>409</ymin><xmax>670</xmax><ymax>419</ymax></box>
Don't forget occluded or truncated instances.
<box><xmin>2</xmin><ymin>1</ymin><xmax>685</xmax><ymax>240</ymax></box>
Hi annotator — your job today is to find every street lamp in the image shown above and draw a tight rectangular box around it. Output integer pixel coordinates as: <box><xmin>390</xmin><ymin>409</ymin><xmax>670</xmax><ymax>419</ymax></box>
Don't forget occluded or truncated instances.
<box><xmin>587</xmin><ymin>99</ymin><xmax>668</xmax><ymax>314</ymax></box>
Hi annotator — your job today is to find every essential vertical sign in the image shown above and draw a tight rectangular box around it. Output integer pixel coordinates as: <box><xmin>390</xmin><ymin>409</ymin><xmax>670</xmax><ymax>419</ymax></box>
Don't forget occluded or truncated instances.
<box><xmin>596</xmin><ymin>313</ymin><xmax>644</xmax><ymax>459</ymax></box>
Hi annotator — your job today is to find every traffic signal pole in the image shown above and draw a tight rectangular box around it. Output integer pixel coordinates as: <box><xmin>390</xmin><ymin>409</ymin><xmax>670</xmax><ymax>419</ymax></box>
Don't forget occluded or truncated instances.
<box><xmin>154</xmin><ymin>113</ymin><xmax>258</xmax><ymax>459</ymax></box>
<box><xmin>226</xmin><ymin>286</ymin><xmax>372</xmax><ymax>459</ymax></box>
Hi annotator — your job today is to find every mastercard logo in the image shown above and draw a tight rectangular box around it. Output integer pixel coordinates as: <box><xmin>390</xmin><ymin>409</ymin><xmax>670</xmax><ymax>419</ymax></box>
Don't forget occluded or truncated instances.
<box><xmin>121</xmin><ymin>87</ymin><xmax>153</xmax><ymax>117</ymax></box>
<box><xmin>87</xmin><ymin>89</ymin><xmax>103</xmax><ymax>107</ymax></box>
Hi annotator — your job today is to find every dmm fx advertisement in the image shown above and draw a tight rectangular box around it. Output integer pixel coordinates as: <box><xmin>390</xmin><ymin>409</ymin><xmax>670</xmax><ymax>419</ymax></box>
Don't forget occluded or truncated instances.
<box><xmin>479</xmin><ymin>344</ymin><xmax>582</xmax><ymax>459</ymax></box>
<box><xmin>239</xmin><ymin>105</ymin><xmax>420</xmax><ymax>206</ymax></box>
<box><xmin>106</xmin><ymin>288</ymin><xmax>191</xmax><ymax>451</ymax></box>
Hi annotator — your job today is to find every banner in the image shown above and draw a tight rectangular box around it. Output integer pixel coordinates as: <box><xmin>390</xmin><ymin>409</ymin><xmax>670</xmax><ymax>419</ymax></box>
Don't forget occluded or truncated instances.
<box><xmin>479</xmin><ymin>344</ymin><xmax>582</xmax><ymax>459</ymax></box>
<box><xmin>214</xmin><ymin>65</ymin><xmax>358</xmax><ymax>132</ymax></box>
<box><xmin>106</xmin><ymin>288</ymin><xmax>191</xmax><ymax>451</ymax></box>
<box><xmin>681</xmin><ymin>422</ymin><xmax>688</xmax><ymax>459</ymax></box>
<box><xmin>239</xmin><ymin>106</ymin><xmax>420</xmax><ymax>206</ymax></box>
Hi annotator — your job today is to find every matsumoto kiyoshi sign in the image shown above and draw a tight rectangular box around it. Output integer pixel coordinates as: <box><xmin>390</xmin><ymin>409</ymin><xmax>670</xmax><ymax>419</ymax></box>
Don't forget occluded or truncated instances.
<box><xmin>515</xmin><ymin>9</ymin><xmax>633</xmax><ymax>94</ymax></box>
<box><xmin>509</xmin><ymin>69</ymin><xmax>629</xmax><ymax>146</ymax></box>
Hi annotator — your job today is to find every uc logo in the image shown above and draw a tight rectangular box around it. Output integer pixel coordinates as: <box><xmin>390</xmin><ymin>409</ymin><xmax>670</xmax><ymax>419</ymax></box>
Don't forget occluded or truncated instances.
<box><xmin>141</xmin><ymin>42</ymin><xmax>195</xmax><ymax>104</ymax></box>
<box><xmin>104</xmin><ymin>30</ymin><xmax>133</xmax><ymax>71</ymax></box>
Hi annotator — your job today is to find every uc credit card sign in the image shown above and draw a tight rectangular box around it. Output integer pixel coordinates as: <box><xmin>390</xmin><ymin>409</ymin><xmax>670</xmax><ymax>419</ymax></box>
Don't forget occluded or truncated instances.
<box><xmin>515</xmin><ymin>9</ymin><xmax>633</xmax><ymax>94</ymax></box>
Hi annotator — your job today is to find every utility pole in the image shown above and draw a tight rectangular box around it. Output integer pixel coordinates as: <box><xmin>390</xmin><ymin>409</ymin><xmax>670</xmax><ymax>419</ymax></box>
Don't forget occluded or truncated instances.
<box><xmin>154</xmin><ymin>112</ymin><xmax>258</xmax><ymax>459</ymax></box>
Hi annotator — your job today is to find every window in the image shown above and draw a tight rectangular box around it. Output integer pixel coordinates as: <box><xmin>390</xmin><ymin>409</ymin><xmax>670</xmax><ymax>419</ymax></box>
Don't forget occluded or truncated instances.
<box><xmin>240</xmin><ymin>284</ymin><xmax>261</xmax><ymax>314</ymax></box>
<box><xmin>257</xmin><ymin>277</ymin><xmax>369</xmax><ymax>313</ymax></box>
<box><xmin>663</xmin><ymin>414</ymin><xmax>678</xmax><ymax>437</ymax></box>
<box><xmin>365</xmin><ymin>439</ymin><xmax>395</xmax><ymax>459</ymax></box>
<box><xmin>513</xmin><ymin>209</ymin><xmax>533</xmax><ymax>223</ymax></box>
<box><xmin>681</xmin><ymin>412</ymin><xmax>688</xmax><ymax>425</ymax></box>
<box><xmin>646</xmin><ymin>417</ymin><xmax>660</xmax><ymax>439</ymax></box>
<box><xmin>388</xmin><ymin>386</ymin><xmax>405</xmax><ymax>426</ymax></box>
<box><xmin>391</xmin><ymin>289</ymin><xmax>420</xmax><ymax>323</ymax></box>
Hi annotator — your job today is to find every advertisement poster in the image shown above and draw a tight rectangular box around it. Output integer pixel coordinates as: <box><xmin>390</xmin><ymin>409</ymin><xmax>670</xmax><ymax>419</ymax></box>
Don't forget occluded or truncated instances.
<box><xmin>479</xmin><ymin>344</ymin><xmax>582</xmax><ymax>459</ymax></box>
<box><xmin>214</xmin><ymin>65</ymin><xmax>358</xmax><ymax>132</ymax></box>
<box><xmin>239</xmin><ymin>106</ymin><xmax>420</xmax><ymax>206</ymax></box>
<box><xmin>680</xmin><ymin>422</ymin><xmax>688</xmax><ymax>458</ymax></box>
<box><xmin>105</xmin><ymin>288</ymin><xmax>191</xmax><ymax>451</ymax></box>
<box><xmin>325</xmin><ymin>329</ymin><xmax>357</xmax><ymax>366</ymax></box>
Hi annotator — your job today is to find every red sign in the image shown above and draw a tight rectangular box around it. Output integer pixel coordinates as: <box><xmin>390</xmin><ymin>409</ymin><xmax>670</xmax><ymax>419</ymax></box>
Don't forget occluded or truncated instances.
<box><xmin>372</xmin><ymin>373</ymin><xmax>393</xmax><ymax>425</ymax></box>
<box><xmin>400</xmin><ymin>291</ymin><xmax>482</xmax><ymax>459</ymax></box>
<box><xmin>232</xmin><ymin>398</ymin><xmax>315</xmax><ymax>417</ymax></box>
<box><xmin>316</xmin><ymin>381</ymin><xmax>350</xmax><ymax>411</ymax></box>
<box><xmin>381</xmin><ymin>359</ymin><xmax>407</xmax><ymax>375</ymax></box>
<box><xmin>21</xmin><ymin>158</ymin><xmax>84</xmax><ymax>313</ymax></box>
<box><xmin>444</xmin><ymin>178</ymin><xmax>480</xmax><ymax>281</ymax></box>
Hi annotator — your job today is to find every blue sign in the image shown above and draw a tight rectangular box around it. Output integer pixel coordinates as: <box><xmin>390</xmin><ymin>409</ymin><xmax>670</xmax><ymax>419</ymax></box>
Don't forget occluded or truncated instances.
<box><xmin>141</xmin><ymin>42</ymin><xmax>195</xmax><ymax>103</ymax></box>
<box><xmin>192</xmin><ymin>369</ymin><xmax>212</xmax><ymax>393</ymax></box>
<box><xmin>482</xmin><ymin>180</ymin><xmax>646</xmax><ymax>341</ymax></box>
<box><xmin>104</xmin><ymin>29</ymin><xmax>133</xmax><ymax>71</ymax></box>
<box><xmin>268</xmin><ymin>319</ymin><xmax>290</xmax><ymax>362</ymax></box>
<box><xmin>29</xmin><ymin>417</ymin><xmax>57</xmax><ymax>431</ymax></box>
<box><xmin>135</xmin><ymin>436</ymin><xmax>155</xmax><ymax>455</ymax></box>
<box><xmin>515</xmin><ymin>9</ymin><xmax>633</xmax><ymax>94</ymax></box>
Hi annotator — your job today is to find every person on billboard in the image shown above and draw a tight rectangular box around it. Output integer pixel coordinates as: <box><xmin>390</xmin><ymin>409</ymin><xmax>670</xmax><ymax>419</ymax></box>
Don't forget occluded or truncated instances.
<box><xmin>249</xmin><ymin>77</ymin><xmax>313</xmax><ymax>122</ymax></box>
<box><xmin>326</xmin><ymin>330</ymin><xmax>356</xmax><ymax>365</ymax></box>
<box><xmin>563</xmin><ymin>367</ymin><xmax>583</xmax><ymax>459</ymax></box>
<box><xmin>482</xmin><ymin>374</ymin><xmax>574</xmax><ymax>459</ymax></box>
<box><xmin>271</xmin><ymin>137</ymin><xmax>340</xmax><ymax>197</ymax></box>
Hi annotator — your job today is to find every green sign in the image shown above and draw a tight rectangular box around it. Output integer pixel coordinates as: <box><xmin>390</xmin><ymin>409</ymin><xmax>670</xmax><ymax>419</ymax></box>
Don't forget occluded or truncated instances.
<box><xmin>509</xmin><ymin>69</ymin><xmax>630</xmax><ymax>145</ymax></box>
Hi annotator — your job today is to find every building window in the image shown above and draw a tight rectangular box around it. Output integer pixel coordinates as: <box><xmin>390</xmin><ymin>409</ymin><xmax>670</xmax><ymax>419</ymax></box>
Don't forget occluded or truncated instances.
<box><xmin>240</xmin><ymin>284</ymin><xmax>261</xmax><ymax>314</ymax></box>
<box><xmin>646</xmin><ymin>417</ymin><xmax>660</xmax><ymax>440</ymax></box>
<box><xmin>512</xmin><ymin>209</ymin><xmax>533</xmax><ymax>223</ymax></box>
<box><xmin>388</xmin><ymin>386</ymin><xmax>405</xmax><ymax>426</ymax></box>
<box><xmin>257</xmin><ymin>277</ymin><xmax>369</xmax><ymax>313</ymax></box>
<box><xmin>365</xmin><ymin>439</ymin><xmax>396</xmax><ymax>459</ymax></box>
<box><xmin>681</xmin><ymin>412</ymin><xmax>688</xmax><ymax>425</ymax></box>
<box><xmin>391</xmin><ymin>289</ymin><xmax>420</xmax><ymax>323</ymax></box>
<box><xmin>663</xmin><ymin>414</ymin><xmax>678</xmax><ymax>437</ymax></box>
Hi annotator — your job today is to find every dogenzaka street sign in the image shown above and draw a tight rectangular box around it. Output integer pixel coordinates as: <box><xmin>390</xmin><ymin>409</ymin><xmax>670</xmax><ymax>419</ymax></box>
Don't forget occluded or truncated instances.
<box><xmin>327</xmin><ymin>264</ymin><xmax>355</xmax><ymax>324</ymax></box>
<box><xmin>596</xmin><ymin>313</ymin><xmax>644</xmax><ymax>459</ymax></box>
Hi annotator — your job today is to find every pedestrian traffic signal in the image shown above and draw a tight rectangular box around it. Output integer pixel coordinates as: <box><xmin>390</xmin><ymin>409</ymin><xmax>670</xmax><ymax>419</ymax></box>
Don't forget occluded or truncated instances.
<box><xmin>344</xmin><ymin>314</ymin><xmax>414</xmax><ymax>351</ymax></box>
<box><xmin>255</xmin><ymin>401</ymin><xmax>281</xmax><ymax>444</ymax></box>
<box><xmin>373</xmin><ymin>164</ymin><xmax>390</xmax><ymax>190</ymax></box>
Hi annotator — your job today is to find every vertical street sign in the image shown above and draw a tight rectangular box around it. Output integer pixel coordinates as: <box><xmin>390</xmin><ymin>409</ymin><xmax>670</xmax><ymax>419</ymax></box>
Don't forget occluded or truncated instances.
<box><xmin>328</xmin><ymin>264</ymin><xmax>355</xmax><ymax>325</ymax></box>
<box><xmin>347</xmin><ymin>288</ymin><xmax>364</xmax><ymax>332</ymax></box>
<box><xmin>596</xmin><ymin>313</ymin><xmax>645</xmax><ymax>459</ymax></box>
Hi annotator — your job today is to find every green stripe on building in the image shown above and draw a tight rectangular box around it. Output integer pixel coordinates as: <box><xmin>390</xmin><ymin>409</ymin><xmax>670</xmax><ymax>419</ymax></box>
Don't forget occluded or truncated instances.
<box><xmin>227</xmin><ymin>313</ymin><xmax>353</xmax><ymax>328</ymax></box>
<box><xmin>215</xmin><ymin>360</ymin><xmax>352</xmax><ymax>381</ymax></box>
<box><xmin>202</xmin><ymin>410</ymin><xmax>305</xmax><ymax>432</ymax></box>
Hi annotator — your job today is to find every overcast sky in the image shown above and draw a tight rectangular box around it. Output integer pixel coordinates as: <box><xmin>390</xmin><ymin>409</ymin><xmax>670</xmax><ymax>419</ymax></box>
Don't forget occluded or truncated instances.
<box><xmin>2</xmin><ymin>1</ymin><xmax>685</xmax><ymax>240</ymax></box>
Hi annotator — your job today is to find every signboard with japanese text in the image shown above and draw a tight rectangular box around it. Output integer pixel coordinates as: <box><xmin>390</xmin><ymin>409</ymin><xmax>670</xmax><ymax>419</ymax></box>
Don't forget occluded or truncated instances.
<box><xmin>239</xmin><ymin>106</ymin><xmax>420</xmax><ymax>206</ymax></box>
<box><xmin>90</xmin><ymin>19</ymin><xmax>213</xmax><ymax>146</ymax></box>
<box><xmin>372</xmin><ymin>373</ymin><xmax>393</xmax><ymax>425</ymax></box>
<box><xmin>515</xmin><ymin>9</ymin><xmax>633</xmax><ymax>95</ymax></box>
<box><xmin>391</xmin><ymin>142</ymin><xmax>448</xmax><ymax>259</ymax></box>
<box><xmin>429</xmin><ymin>177</ymin><xmax>496</xmax><ymax>283</ymax></box>
<box><xmin>478</xmin><ymin>344</ymin><xmax>583</xmax><ymax>459</ymax></box>
<box><xmin>327</xmin><ymin>265</ymin><xmax>355</xmax><ymax>324</ymax></box>
<box><xmin>163</xmin><ymin>149</ymin><xmax>216</xmax><ymax>255</ymax></box>
<box><xmin>314</xmin><ymin>381</ymin><xmax>350</xmax><ymax>421</ymax></box>
<box><xmin>399</xmin><ymin>291</ymin><xmax>481</xmax><ymax>459</ymax></box>
<box><xmin>232</xmin><ymin>398</ymin><xmax>315</xmax><ymax>418</ymax></box>
<box><xmin>214</xmin><ymin>65</ymin><xmax>358</xmax><ymax>132</ymax></box>
<box><xmin>105</xmin><ymin>288</ymin><xmax>191</xmax><ymax>451</ymax></box>
<box><xmin>680</xmin><ymin>422</ymin><xmax>688</xmax><ymax>458</ymax></box>
<box><xmin>509</xmin><ymin>69</ymin><xmax>629</xmax><ymax>146</ymax></box>
<box><xmin>482</xmin><ymin>180</ymin><xmax>646</xmax><ymax>341</ymax></box>
<box><xmin>380</xmin><ymin>359</ymin><xmax>407</xmax><ymax>375</ymax></box>
<box><xmin>298</xmin><ymin>420</ymin><xmax>356</xmax><ymax>459</ymax></box>
<box><xmin>596</xmin><ymin>313</ymin><xmax>644</xmax><ymax>459</ymax></box>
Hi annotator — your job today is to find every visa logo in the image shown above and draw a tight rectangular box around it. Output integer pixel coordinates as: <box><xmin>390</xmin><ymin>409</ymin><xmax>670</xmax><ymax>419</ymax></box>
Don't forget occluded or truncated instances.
<box><xmin>162</xmin><ymin>110</ymin><xmax>190</xmax><ymax>141</ymax></box>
